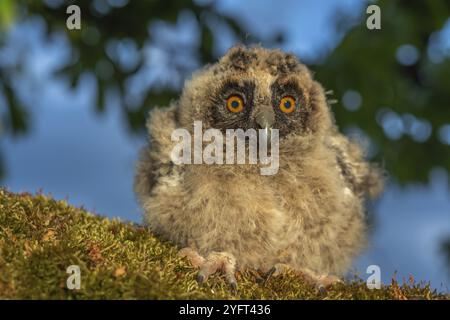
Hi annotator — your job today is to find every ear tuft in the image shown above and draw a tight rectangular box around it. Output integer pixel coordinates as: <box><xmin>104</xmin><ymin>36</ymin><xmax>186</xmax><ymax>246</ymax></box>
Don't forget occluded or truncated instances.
<box><xmin>223</xmin><ymin>45</ymin><xmax>257</xmax><ymax>71</ymax></box>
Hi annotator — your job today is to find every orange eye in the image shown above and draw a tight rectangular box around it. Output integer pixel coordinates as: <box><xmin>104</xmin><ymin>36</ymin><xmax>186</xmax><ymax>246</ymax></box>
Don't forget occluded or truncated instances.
<box><xmin>226</xmin><ymin>95</ymin><xmax>244</xmax><ymax>113</ymax></box>
<box><xmin>279</xmin><ymin>96</ymin><xmax>296</xmax><ymax>113</ymax></box>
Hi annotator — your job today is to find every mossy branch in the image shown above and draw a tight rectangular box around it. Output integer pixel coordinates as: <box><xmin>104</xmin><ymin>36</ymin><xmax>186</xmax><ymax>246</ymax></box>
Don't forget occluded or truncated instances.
<box><xmin>0</xmin><ymin>189</ymin><xmax>447</xmax><ymax>300</ymax></box>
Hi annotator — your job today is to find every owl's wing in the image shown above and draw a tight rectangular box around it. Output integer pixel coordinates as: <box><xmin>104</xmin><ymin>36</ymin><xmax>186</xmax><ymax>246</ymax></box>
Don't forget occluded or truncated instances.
<box><xmin>134</xmin><ymin>104</ymin><xmax>179</xmax><ymax>199</ymax></box>
<box><xmin>327</xmin><ymin>133</ymin><xmax>384</xmax><ymax>199</ymax></box>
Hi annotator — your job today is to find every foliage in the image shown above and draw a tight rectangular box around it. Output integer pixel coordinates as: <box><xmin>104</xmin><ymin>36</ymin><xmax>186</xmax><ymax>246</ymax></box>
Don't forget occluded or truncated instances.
<box><xmin>0</xmin><ymin>0</ymin><xmax>16</xmax><ymax>30</ymax></box>
<box><xmin>0</xmin><ymin>188</ymin><xmax>447</xmax><ymax>300</ymax></box>
<box><xmin>314</xmin><ymin>0</ymin><xmax>450</xmax><ymax>184</ymax></box>
<box><xmin>0</xmin><ymin>0</ymin><xmax>251</xmax><ymax>179</ymax></box>
<box><xmin>1</xmin><ymin>1</ymin><xmax>449</xmax><ymax>183</ymax></box>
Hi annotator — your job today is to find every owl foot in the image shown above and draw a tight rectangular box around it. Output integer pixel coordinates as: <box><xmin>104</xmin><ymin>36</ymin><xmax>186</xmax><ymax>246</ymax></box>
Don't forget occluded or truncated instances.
<box><xmin>178</xmin><ymin>247</ymin><xmax>238</xmax><ymax>292</ymax></box>
<box><xmin>263</xmin><ymin>263</ymin><xmax>342</xmax><ymax>292</ymax></box>
<box><xmin>263</xmin><ymin>263</ymin><xmax>290</xmax><ymax>278</ymax></box>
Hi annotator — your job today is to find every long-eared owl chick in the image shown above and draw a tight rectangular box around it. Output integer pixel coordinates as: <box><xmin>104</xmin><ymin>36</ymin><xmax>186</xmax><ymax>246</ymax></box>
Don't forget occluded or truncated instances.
<box><xmin>134</xmin><ymin>45</ymin><xmax>383</xmax><ymax>290</ymax></box>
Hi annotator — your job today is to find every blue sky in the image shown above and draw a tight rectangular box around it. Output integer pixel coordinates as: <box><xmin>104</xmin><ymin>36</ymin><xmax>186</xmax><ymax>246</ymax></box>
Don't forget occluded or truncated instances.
<box><xmin>1</xmin><ymin>0</ymin><xmax>449</xmax><ymax>291</ymax></box>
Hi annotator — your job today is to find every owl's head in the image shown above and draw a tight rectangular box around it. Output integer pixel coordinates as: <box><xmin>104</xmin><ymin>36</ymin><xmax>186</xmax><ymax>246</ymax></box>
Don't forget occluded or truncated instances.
<box><xmin>177</xmin><ymin>45</ymin><xmax>334</xmax><ymax>144</ymax></box>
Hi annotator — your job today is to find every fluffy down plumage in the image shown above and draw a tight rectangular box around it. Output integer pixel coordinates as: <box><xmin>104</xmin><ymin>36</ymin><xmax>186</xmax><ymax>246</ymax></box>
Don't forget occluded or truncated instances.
<box><xmin>134</xmin><ymin>45</ymin><xmax>383</xmax><ymax>281</ymax></box>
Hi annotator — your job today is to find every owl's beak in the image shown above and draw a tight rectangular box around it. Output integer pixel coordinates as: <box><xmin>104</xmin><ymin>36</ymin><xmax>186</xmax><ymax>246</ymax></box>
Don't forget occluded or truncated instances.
<box><xmin>256</xmin><ymin>108</ymin><xmax>275</xmax><ymax>141</ymax></box>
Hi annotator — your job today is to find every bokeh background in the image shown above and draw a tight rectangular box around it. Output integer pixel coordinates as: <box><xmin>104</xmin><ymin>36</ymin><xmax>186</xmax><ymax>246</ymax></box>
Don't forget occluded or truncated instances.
<box><xmin>1</xmin><ymin>0</ymin><xmax>449</xmax><ymax>290</ymax></box>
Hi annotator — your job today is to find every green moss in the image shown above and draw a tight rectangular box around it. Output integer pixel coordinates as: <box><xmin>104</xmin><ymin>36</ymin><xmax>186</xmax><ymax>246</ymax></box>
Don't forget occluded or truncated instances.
<box><xmin>0</xmin><ymin>189</ymin><xmax>448</xmax><ymax>300</ymax></box>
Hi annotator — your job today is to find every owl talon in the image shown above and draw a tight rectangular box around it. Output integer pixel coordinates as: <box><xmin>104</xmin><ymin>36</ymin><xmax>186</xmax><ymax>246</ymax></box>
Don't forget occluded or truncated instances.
<box><xmin>226</xmin><ymin>271</ymin><xmax>238</xmax><ymax>289</ymax></box>
<box><xmin>317</xmin><ymin>284</ymin><xmax>327</xmax><ymax>295</ymax></box>
<box><xmin>255</xmin><ymin>273</ymin><xmax>266</xmax><ymax>284</ymax></box>
<box><xmin>261</xmin><ymin>266</ymin><xmax>276</xmax><ymax>284</ymax></box>
<box><xmin>179</xmin><ymin>247</ymin><xmax>238</xmax><ymax>291</ymax></box>
<box><xmin>263</xmin><ymin>263</ymin><xmax>290</xmax><ymax>281</ymax></box>
<box><xmin>196</xmin><ymin>274</ymin><xmax>206</xmax><ymax>284</ymax></box>
<box><xmin>229</xmin><ymin>279</ymin><xmax>238</xmax><ymax>295</ymax></box>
